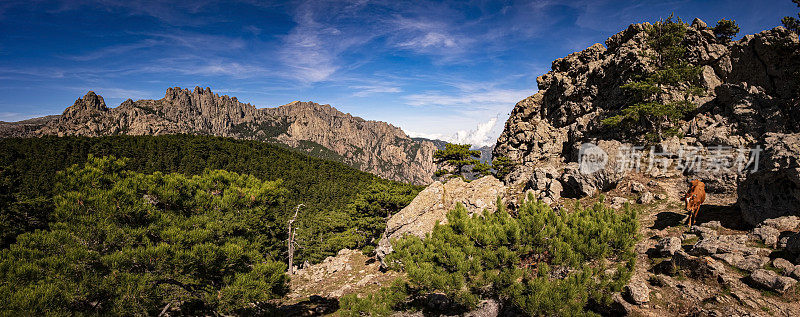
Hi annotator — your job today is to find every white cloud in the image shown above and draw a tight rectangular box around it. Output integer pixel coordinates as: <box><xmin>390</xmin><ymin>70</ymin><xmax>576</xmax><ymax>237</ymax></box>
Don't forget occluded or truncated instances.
<box><xmin>450</xmin><ymin>117</ymin><xmax>500</xmax><ymax>147</ymax></box>
<box><xmin>406</xmin><ymin>116</ymin><xmax>506</xmax><ymax>148</ymax></box>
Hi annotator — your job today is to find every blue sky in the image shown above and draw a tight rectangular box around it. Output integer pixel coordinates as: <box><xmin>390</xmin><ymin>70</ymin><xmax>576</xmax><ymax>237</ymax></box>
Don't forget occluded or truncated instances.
<box><xmin>0</xmin><ymin>0</ymin><xmax>795</xmax><ymax>146</ymax></box>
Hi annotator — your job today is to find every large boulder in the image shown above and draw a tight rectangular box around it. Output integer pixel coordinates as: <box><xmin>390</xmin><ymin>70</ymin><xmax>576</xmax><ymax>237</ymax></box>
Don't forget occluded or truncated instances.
<box><xmin>375</xmin><ymin>176</ymin><xmax>506</xmax><ymax>267</ymax></box>
<box><xmin>560</xmin><ymin>140</ymin><xmax>626</xmax><ymax>198</ymax></box>
<box><xmin>524</xmin><ymin>165</ymin><xmax>563</xmax><ymax>204</ymax></box>
<box><xmin>748</xmin><ymin>269</ymin><xmax>797</xmax><ymax>293</ymax></box>
<box><xmin>738</xmin><ymin>133</ymin><xmax>800</xmax><ymax>225</ymax></box>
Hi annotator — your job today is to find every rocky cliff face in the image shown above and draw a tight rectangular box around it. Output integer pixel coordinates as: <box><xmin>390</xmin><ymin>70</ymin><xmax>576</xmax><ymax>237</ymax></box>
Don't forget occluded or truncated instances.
<box><xmin>494</xmin><ymin>20</ymin><xmax>799</xmax><ymax>210</ymax></box>
<box><xmin>1</xmin><ymin>87</ymin><xmax>437</xmax><ymax>185</ymax></box>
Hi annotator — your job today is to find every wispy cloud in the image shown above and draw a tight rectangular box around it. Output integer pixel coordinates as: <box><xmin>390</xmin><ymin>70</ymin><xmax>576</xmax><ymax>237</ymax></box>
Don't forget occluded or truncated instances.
<box><xmin>401</xmin><ymin>81</ymin><xmax>531</xmax><ymax>147</ymax></box>
<box><xmin>350</xmin><ymin>85</ymin><xmax>402</xmax><ymax>97</ymax></box>
<box><xmin>278</xmin><ymin>0</ymin><xmax>377</xmax><ymax>83</ymax></box>
<box><xmin>405</xmin><ymin>88</ymin><xmax>531</xmax><ymax>110</ymax></box>
<box><xmin>63</xmin><ymin>39</ymin><xmax>162</xmax><ymax>61</ymax></box>
<box><xmin>391</xmin><ymin>16</ymin><xmax>469</xmax><ymax>55</ymax></box>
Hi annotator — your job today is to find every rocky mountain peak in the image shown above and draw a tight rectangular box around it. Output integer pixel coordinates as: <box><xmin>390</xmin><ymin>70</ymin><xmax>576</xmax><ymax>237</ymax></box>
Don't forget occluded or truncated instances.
<box><xmin>63</xmin><ymin>91</ymin><xmax>108</xmax><ymax>118</ymax></box>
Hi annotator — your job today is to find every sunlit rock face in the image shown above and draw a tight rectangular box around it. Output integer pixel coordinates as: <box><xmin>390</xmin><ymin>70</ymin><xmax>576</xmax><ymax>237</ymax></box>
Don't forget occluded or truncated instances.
<box><xmin>494</xmin><ymin>20</ymin><xmax>799</xmax><ymax>201</ymax></box>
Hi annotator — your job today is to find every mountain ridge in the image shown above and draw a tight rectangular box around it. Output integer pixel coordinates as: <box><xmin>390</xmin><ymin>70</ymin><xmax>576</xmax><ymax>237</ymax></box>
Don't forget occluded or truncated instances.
<box><xmin>0</xmin><ymin>87</ymin><xmax>437</xmax><ymax>185</ymax></box>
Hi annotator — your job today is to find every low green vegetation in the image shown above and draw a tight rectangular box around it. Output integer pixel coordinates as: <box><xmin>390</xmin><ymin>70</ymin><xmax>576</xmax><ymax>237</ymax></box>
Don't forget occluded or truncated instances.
<box><xmin>0</xmin><ymin>156</ymin><xmax>289</xmax><ymax>315</ymax></box>
<box><xmin>342</xmin><ymin>196</ymin><xmax>639</xmax><ymax>316</ymax></box>
<box><xmin>603</xmin><ymin>14</ymin><xmax>704</xmax><ymax>143</ymax></box>
<box><xmin>0</xmin><ymin>135</ymin><xmax>422</xmax><ymax>265</ymax></box>
<box><xmin>339</xmin><ymin>279</ymin><xmax>412</xmax><ymax>317</ymax></box>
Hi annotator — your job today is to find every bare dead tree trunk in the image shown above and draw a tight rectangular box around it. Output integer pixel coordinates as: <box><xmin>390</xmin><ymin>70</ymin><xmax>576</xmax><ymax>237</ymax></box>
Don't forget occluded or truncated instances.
<box><xmin>287</xmin><ymin>204</ymin><xmax>303</xmax><ymax>275</ymax></box>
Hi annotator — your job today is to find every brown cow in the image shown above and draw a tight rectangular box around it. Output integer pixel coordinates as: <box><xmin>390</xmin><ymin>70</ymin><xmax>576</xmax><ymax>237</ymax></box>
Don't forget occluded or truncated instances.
<box><xmin>684</xmin><ymin>179</ymin><xmax>706</xmax><ymax>227</ymax></box>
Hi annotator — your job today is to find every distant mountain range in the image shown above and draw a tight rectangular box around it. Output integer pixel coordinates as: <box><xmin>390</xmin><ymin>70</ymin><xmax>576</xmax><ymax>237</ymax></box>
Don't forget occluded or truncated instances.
<box><xmin>0</xmin><ymin>87</ymin><xmax>438</xmax><ymax>185</ymax></box>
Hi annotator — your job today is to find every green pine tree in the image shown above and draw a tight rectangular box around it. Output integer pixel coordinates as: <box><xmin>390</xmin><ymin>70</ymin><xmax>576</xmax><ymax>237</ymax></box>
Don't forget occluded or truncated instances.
<box><xmin>433</xmin><ymin>143</ymin><xmax>482</xmax><ymax>179</ymax></box>
<box><xmin>603</xmin><ymin>14</ymin><xmax>704</xmax><ymax>143</ymax></box>
<box><xmin>782</xmin><ymin>0</ymin><xmax>800</xmax><ymax>33</ymax></box>
<box><xmin>0</xmin><ymin>156</ymin><xmax>290</xmax><ymax>315</ymax></box>
<box><xmin>712</xmin><ymin>19</ymin><xmax>740</xmax><ymax>42</ymax></box>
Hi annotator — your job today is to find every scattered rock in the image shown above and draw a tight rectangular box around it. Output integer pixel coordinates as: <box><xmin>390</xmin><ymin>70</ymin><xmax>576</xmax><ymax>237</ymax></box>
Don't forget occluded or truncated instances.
<box><xmin>329</xmin><ymin>284</ymin><xmax>352</xmax><ymax>297</ymax></box>
<box><xmin>752</xmin><ymin>225</ymin><xmax>780</xmax><ymax>247</ymax></box>
<box><xmin>779</xmin><ymin>236</ymin><xmax>791</xmax><ymax>249</ymax></box>
<box><xmin>630</xmin><ymin>182</ymin><xmax>646</xmax><ymax>193</ymax></box>
<box><xmin>772</xmin><ymin>258</ymin><xmax>795</xmax><ymax>275</ymax></box>
<box><xmin>625</xmin><ymin>276</ymin><xmax>650</xmax><ymax>305</ymax></box>
<box><xmin>712</xmin><ymin>253</ymin><xmax>769</xmax><ymax>272</ymax></box>
<box><xmin>701</xmin><ymin>221</ymin><xmax>723</xmax><ymax>229</ymax></box>
<box><xmin>673</xmin><ymin>250</ymin><xmax>724</xmax><ymax>278</ymax></box>
<box><xmin>464</xmin><ymin>299</ymin><xmax>501</xmax><ymax>317</ymax></box>
<box><xmin>748</xmin><ymin>269</ymin><xmax>797</xmax><ymax>293</ymax></box>
<box><xmin>525</xmin><ymin>165</ymin><xmax>563</xmax><ymax>205</ymax></box>
<box><xmin>761</xmin><ymin>216</ymin><xmax>800</xmax><ymax>232</ymax></box>
<box><xmin>690</xmin><ymin>225</ymin><xmax>719</xmax><ymax>240</ymax></box>
<box><xmin>654</xmin><ymin>193</ymin><xmax>668</xmax><ymax>200</ymax></box>
<box><xmin>356</xmin><ymin>274</ymin><xmax>376</xmax><ymax>287</ymax></box>
<box><xmin>637</xmin><ymin>192</ymin><xmax>654</xmax><ymax>204</ymax></box>
<box><xmin>610</xmin><ymin>197</ymin><xmax>629</xmax><ymax>209</ymax></box>
<box><xmin>656</xmin><ymin>237</ymin><xmax>682</xmax><ymax>257</ymax></box>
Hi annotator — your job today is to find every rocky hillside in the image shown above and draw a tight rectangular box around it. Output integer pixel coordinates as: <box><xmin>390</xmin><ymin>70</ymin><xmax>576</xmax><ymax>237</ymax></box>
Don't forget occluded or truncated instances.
<box><xmin>484</xmin><ymin>18</ymin><xmax>800</xmax><ymax>315</ymax></box>
<box><xmin>0</xmin><ymin>87</ymin><xmax>437</xmax><ymax>184</ymax></box>
<box><xmin>494</xmin><ymin>19</ymin><xmax>798</xmax><ymax>215</ymax></box>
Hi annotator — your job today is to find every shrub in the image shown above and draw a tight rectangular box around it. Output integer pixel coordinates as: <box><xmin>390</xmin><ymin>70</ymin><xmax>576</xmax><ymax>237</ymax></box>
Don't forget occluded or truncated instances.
<box><xmin>388</xmin><ymin>196</ymin><xmax>638</xmax><ymax>316</ymax></box>
<box><xmin>491</xmin><ymin>156</ymin><xmax>517</xmax><ymax>180</ymax></box>
<box><xmin>338</xmin><ymin>279</ymin><xmax>411</xmax><ymax>317</ymax></box>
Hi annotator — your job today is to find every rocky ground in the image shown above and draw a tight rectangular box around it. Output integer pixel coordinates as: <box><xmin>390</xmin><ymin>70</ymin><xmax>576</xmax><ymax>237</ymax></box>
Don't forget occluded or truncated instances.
<box><xmin>597</xmin><ymin>175</ymin><xmax>800</xmax><ymax>316</ymax></box>
<box><xmin>268</xmin><ymin>249</ymin><xmax>402</xmax><ymax>316</ymax></box>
